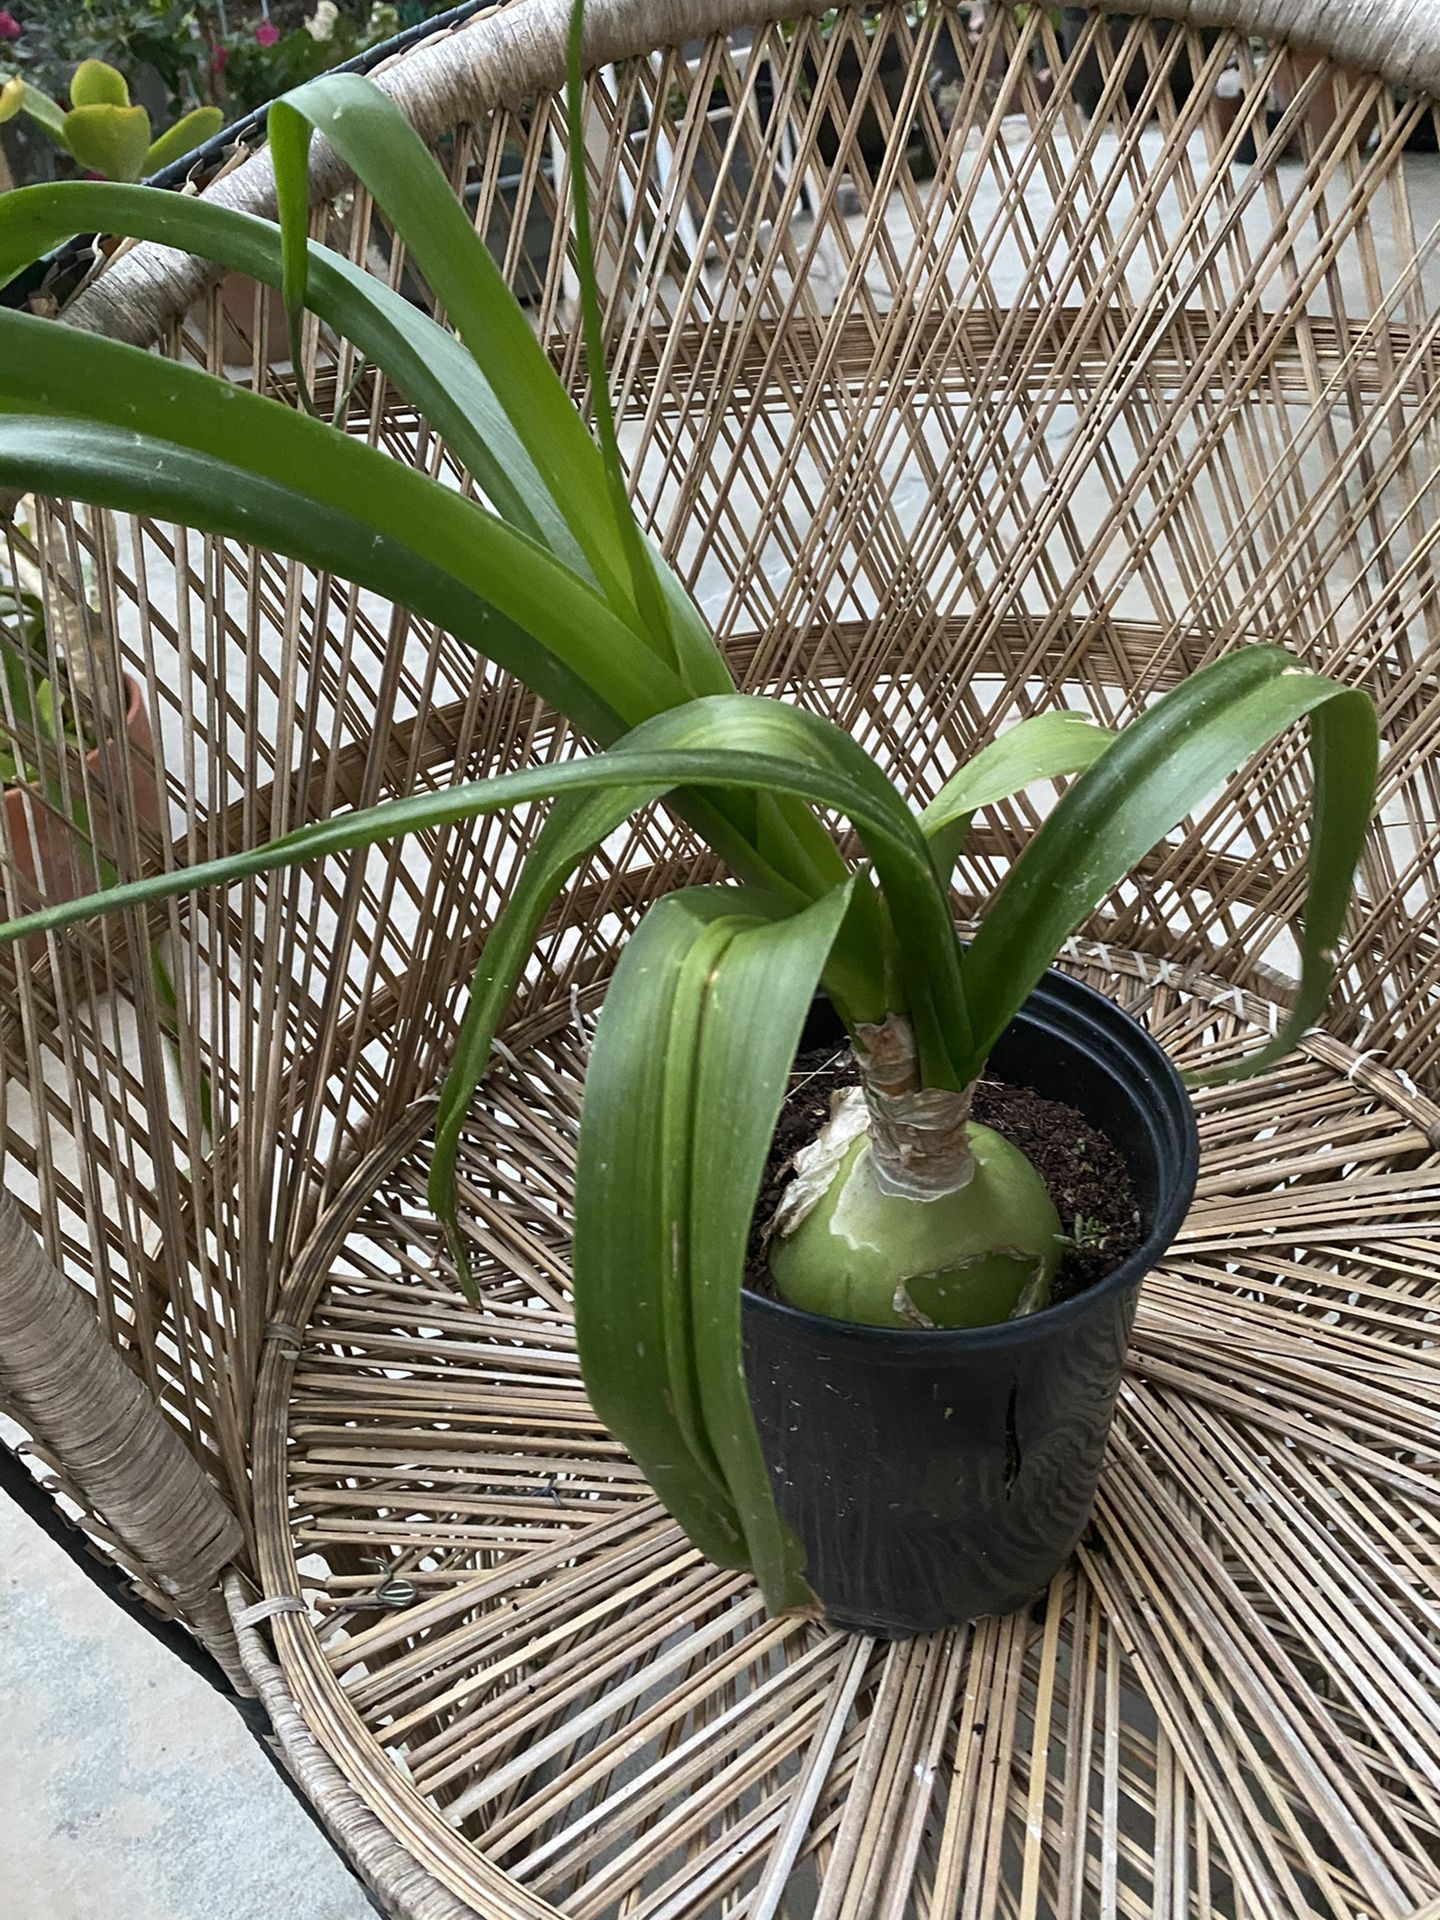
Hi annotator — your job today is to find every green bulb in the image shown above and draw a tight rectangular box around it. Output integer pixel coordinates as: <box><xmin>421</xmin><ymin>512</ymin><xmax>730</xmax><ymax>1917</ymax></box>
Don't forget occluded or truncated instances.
<box><xmin>769</xmin><ymin>1124</ymin><xmax>1062</xmax><ymax>1330</ymax></box>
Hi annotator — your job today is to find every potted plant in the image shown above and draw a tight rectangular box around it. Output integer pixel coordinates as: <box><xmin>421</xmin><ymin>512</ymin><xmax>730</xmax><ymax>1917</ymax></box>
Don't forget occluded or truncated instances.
<box><xmin>0</xmin><ymin>554</ymin><xmax>162</xmax><ymax>937</ymax></box>
<box><xmin>0</xmin><ymin>55</ymin><xmax>221</xmax><ymax>182</ymax></box>
<box><xmin>0</xmin><ymin>17</ymin><xmax>1378</xmax><ymax>1634</ymax></box>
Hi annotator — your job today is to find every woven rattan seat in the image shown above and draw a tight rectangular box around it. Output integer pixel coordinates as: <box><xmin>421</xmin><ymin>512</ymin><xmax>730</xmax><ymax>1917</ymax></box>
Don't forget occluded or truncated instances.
<box><xmin>4</xmin><ymin>3</ymin><xmax>1440</xmax><ymax>1915</ymax></box>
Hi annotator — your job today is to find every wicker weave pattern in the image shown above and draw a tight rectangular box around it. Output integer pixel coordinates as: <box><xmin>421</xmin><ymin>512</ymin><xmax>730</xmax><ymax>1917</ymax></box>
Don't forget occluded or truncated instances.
<box><xmin>246</xmin><ymin>959</ymin><xmax>1440</xmax><ymax>1918</ymax></box>
<box><xmin>4</xmin><ymin>2</ymin><xmax>1440</xmax><ymax>1914</ymax></box>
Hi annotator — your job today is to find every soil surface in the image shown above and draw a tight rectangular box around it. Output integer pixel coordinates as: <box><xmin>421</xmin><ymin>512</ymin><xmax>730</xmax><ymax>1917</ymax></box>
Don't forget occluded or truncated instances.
<box><xmin>745</xmin><ymin>1047</ymin><xmax>1142</xmax><ymax>1311</ymax></box>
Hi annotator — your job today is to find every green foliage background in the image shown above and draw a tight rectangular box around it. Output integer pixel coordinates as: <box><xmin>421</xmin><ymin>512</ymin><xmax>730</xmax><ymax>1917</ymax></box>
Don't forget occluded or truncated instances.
<box><xmin>0</xmin><ymin>1</ymin><xmax>456</xmax><ymax>181</ymax></box>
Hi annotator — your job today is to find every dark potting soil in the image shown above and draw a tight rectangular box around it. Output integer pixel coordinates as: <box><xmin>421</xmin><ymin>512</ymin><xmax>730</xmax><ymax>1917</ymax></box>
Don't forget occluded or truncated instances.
<box><xmin>744</xmin><ymin>1047</ymin><xmax>1143</xmax><ymax>1310</ymax></box>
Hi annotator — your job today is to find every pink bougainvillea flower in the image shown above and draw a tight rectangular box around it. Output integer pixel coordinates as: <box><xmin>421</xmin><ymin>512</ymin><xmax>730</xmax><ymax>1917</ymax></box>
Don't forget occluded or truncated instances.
<box><xmin>211</xmin><ymin>44</ymin><xmax>228</xmax><ymax>73</ymax></box>
<box><xmin>0</xmin><ymin>12</ymin><xmax>22</xmax><ymax>41</ymax></box>
<box><xmin>254</xmin><ymin>19</ymin><xmax>279</xmax><ymax>45</ymax></box>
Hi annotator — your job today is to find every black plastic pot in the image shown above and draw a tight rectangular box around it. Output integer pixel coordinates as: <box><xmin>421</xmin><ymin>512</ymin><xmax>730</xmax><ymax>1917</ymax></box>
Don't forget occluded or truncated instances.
<box><xmin>741</xmin><ymin>968</ymin><xmax>1199</xmax><ymax>1637</ymax></box>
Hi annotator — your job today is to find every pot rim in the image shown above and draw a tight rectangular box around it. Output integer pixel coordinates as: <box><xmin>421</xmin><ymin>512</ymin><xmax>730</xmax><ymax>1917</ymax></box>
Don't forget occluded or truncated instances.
<box><xmin>743</xmin><ymin>965</ymin><xmax>1200</xmax><ymax>1356</ymax></box>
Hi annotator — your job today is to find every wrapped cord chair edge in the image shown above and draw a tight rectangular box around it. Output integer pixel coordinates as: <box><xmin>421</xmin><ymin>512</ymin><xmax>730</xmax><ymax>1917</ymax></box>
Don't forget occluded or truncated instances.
<box><xmin>0</xmin><ymin>1438</ymin><xmax>387</xmax><ymax>1914</ymax></box>
<box><xmin>0</xmin><ymin>1182</ymin><xmax>394</xmax><ymax>1913</ymax></box>
<box><xmin>46</xmin><ymin>0</ymin><xmax>1440</xmax><ymax>357</ymax></box>
<box><xmin>226</xmin><ymin>1573</ymin><xmax>481</xmax><ymax>1920</ymax></box>
<box><xmin>0</xmin><ymin>1184</ymin><xmax>248</xmax><ymax>1685</ymax></box>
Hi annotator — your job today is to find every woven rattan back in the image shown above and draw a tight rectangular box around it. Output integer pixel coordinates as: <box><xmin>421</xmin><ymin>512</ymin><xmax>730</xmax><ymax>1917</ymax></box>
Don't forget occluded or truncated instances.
<box><xmin>3</xmin><ymin>0</ymin><xmax>1438</xmax><ymax>1529</ymax></box>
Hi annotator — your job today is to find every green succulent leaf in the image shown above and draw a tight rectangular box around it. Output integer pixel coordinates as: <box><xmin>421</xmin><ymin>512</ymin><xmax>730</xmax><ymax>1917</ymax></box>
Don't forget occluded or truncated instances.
<box><xmin>0</xmin><ymin>286</ymin><xmax>892</xmax><ymax>1027</ymax></box>
<box><xmin>0</xmin><ymin>691</ymin><xmax>955</xmax><ymax>1063</ymax></box>
<box><xmin>608</xmin><ymin>698</ymin><xmax>971</xmax><ymax>1082</ymax></box>
<box><xmin>144</xmin><ymin>106</ymin><xmax>225</xmax><ymax>175</ymax></box>
<box><xmin>0</xmin><ymin>626</ymin><xmax>33</xmax><ymax>717</ymax></box>
<box><xmin>428</xmin><ymin>774</ymin><xmax>874</xmax><ymax>1296</ymax></box>
<box><xmin>68</xmin><ymin>61</ymin><xmax>130</xmax><ymax>110</ymax></box>
<box><xmin>62</xmin><ymin>104</ymin><xmax>153</xmax><ymax>183</ymax></box>
<box><xmin>0</xmin><ymin>181</ymin><xmax>880</xmax><ymax>1016</ymax></box>
<box><xmin>960</xmin><ymin>648</ymin><xmax>1379</xmax><ymax>1084</ymax></box>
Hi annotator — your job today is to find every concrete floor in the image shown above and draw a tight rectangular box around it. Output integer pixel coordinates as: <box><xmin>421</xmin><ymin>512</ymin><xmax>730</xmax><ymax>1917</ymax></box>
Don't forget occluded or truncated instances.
<box><xmin>0</xmin><ymin>1490</ymin><xmax>373</xmax><ymax>1920</ymax></box>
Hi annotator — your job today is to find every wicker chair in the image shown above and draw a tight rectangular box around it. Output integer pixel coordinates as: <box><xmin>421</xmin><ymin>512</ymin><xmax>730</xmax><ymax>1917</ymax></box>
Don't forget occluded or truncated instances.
<box><xmin>4</xmin><ymin>1</ymin><xmax>1440</xmax><ymax>1914</ymax></box>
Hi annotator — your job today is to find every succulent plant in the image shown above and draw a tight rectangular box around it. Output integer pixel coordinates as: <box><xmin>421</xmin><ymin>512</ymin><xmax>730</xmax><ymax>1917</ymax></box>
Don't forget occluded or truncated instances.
<box><xmin>0</xmin><ymin>56</ymin><xmax>221</xmax><ymax>181</ymax></box>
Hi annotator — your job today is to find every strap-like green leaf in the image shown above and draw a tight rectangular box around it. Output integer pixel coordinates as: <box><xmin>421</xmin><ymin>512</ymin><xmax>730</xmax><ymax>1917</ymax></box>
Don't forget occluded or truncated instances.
<box><xmin>429</xmin><ymin>784</ymin><xmax>668</xmax><ymax>1290</ymax></box>
<box><xmin>959</xmin><ymin>648</ymin><xmax>1378</xmax><ymax>1084</ymax></box>
<box><xmin>685</xmin><ymin>881</ymin><xmax>855</xmax><ymax>1609</ymax></box>
<box><xmin>572</xmin><ymin>889</ymin><xmax>755</xmax><ymax>1572</ymax></box>
<box><xmin>617</xmin><ymin>698</ymin><xmax>970</xmax><ymax>1079</ymax></box>
<box><xmin>562</xmin><ymin>0</ymin><xmax>676</xmax><ymax>675</ymax></box>
<box><xmin>0</xmin><ymin>720</ymin><xmax>944</xmax><ymax>1048</ymax></box>
<box><xmin>0</xmin><ymin>310</ymin><xmax>688</xmax><ymax>731</ymax></box>
<box><xmin>920</xmin><ymin>711</ymin><xmax>1116</xmax><ymax>876</ymax></box>
<box><xmin>0</xmin><ymin>181</ymin><xmax>580</xmax><ymax>563</ymax></box>
<box><xmin>0</xmin><ymin>180</ymin><xmax>859</xmax><ymax>963</ymax></box>
<box><xmin>428</xmin><ymin>768</ymin><xmax>839</xmax><ymax>1295</ymax></box>
<box><xmin>0</xmin><ymin>691</ymin><xmax>946</xmax><ymax>1067</ymax></box>
<box><xmin>272</xmin><ymin>74</ymin><xmax>733</xmax><ymax>698</ymax></box>
<box><xmin>575</xmin><ymin>880</ymin><xmax>850</xmax><ymax>1608</ymax></box>
<box><xmin>0</xmin><ymin>623</ymin><xmax>38</xmax><ymax>722</ymax></box>
<box><xmin>0</xmin><ymin>415</ymin><xmax>623</xmax><ymax>746</ymax></box>
<box><xmin>269</xmin><ymin>76</ymin><xmax>638</xmax><ymax>618</ymax></box>
<box><xmin>33</xmin><ymin>675</ymin><xmax>60</xmax><ymax>746</ymax></box>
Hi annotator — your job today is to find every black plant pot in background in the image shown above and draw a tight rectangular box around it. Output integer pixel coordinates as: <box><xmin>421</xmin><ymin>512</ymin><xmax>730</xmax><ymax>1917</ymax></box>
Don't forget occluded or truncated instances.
<box><xmin>741</xmin><ymin>968</ymin><xmax>1200</xmax><ymax>1637</ymax></box>
<box><xmin>809</xmin><ymin>37</ymin><xmax>935</xmax><ymax>179</ymax></box>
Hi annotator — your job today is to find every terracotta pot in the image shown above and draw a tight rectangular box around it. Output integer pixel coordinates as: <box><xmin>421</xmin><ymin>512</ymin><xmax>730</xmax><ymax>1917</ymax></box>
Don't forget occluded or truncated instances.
<box><xmin>2</xmin><ymin>674</ymin><xmax>161</xmax><ymax>967</ymax></box>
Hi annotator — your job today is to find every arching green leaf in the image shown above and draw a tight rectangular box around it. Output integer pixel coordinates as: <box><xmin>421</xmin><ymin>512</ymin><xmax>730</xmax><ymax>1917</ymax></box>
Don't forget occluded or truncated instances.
<box><xmin>921</xmin><ymin>711</ymin><xmax>1116</xmax><ymax>877</ymax></box>
<box><xmin>0</xmin><ymin>181</ymin><xmax>580</xmax><ymax>563</ymax></box>
<box><xmin>0</xmin><ymin>309</ymin><xmax>688</xmax><ymax>731</ymax></box>
<box><xmin>960</xmin><ymin>649</ymin><xmax>1378</xmax><ymax>1084</ymax></box>
<box><xmin>575</xmin><ymin>879</ymin><xmax>851</xmax><ymax>1609</ymax></box>
<box><xmin>0</xmin><ymin>414</ymin><xmax>623</xmax><ymax>745</ymax></box>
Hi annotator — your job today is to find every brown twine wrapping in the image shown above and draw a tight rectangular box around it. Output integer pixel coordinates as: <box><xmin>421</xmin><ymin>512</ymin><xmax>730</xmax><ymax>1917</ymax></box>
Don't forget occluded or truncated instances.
<box><xmin>227</xmin><ymin>1574</ymin><xmax>483</xmax><ymax>1920</ymax></box>
<box><xmin>52</xmin><ymin>0</ymin><xmax>1440</xmax><ymax>358</ymax></box>
<box><xmin>0</xmin><ymin>1184</ymin><xmax>246</xmax><ymax>1682</ymax></box>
